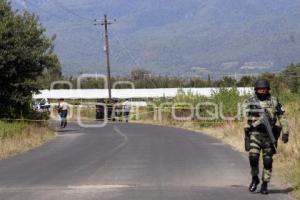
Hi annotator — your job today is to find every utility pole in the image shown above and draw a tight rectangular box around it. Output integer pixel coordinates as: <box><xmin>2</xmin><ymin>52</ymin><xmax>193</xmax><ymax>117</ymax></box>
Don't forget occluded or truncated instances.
<box><xmin>95</xmin><ymin>15</ymin><xmax>114</xmax><ymax>101</ymax></box>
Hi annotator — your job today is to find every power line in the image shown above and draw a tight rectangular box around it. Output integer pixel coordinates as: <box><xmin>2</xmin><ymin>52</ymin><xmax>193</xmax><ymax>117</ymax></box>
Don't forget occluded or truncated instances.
<box><xmin>51</xmin><ymin>0</ymin><xmax>93</xmax><ymax>22</ymax></box>
<box><xmin>47</xmin><ymin>23</ymin><xmax>97</xmax><ymax>32</ymax></box>
<box><xmin>20</xmin><ymin>0</ymin><xmax>66</xmax><ymax>21</ymax></box>
<box><xmin>110</xmin><ymin>30</ymin><xmax>142</xmax><ymax>69</ymax></box>
<box><xmin>13</xmin><ymin>0</ymin><xmax>90</xmax><ymax>24</ymax></box>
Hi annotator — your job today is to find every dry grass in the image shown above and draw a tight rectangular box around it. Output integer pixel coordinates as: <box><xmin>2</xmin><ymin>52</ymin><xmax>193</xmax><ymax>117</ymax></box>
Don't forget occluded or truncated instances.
<box><xmin>200</xmin><ymin>121</ymin><xmax>245</xmax><ymax>151</ymax></box>
<box><xmin>0</xmin><ymin>121</ymin><xmax>55</xmax><ymax>160</ymax></box>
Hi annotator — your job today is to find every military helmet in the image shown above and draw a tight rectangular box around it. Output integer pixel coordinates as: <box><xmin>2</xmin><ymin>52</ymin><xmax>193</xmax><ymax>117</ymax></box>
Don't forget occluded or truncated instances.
<box><xmin>254</xmin><ymin>79</ymin><xmax>270</xmax><ymax>89</ymax></box>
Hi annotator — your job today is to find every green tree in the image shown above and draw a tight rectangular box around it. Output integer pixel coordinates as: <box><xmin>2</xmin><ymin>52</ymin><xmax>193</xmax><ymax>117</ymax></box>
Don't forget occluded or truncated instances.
<box><xmin>0</xmin><ymin>0</ymin><xmax>61</xmax><ymax>118</ymax></box>
<box><xmin>237</xmin><ymin>76</ymin><xmax>255</xmax><ymax>87</ymax></box>
<box><xmin>130</xmin><ymin>69</ymin><xmax>152</xmax><ymax>81</ymax></box>
<box><xmin>280</xmin><ymin>63</ymin><xmax>300</xmax><ymax>94</ymax></box>
<box><xmin>215</xmin><ymin>76</ymin><xmax>237</xmax><ymax>87</ymax></box>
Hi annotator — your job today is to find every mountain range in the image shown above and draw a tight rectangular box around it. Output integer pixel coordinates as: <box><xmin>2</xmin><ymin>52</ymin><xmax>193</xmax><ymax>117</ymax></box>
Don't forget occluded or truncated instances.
<box><xmin>12</xmin><ymin>0</ymin><xmax>300</xmax><ymax>77</ymax></box>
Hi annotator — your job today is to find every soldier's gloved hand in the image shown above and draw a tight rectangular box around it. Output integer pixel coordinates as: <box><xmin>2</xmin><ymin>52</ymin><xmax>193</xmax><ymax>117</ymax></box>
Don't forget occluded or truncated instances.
<box><xmin>282</xmin><ymin>134</ymin><xmax>289</xmax><ymax>144</ymax></box>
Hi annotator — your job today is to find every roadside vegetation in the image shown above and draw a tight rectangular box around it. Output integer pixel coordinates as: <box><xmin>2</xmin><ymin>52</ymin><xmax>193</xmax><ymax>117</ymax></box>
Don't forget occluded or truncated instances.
<box><xmin>0</xmin><ymin>0</ymin><xmax>61</xmax><ymax>119</ymax></box>
<box><xmin>0</xmin><ymin>120</ymin><xmax>55</xmax><ymax>159</ymax></box>
<box><xmin>0</xmin><ymin>0</ymin><xmax>59</xmax><ymax>159</ymax></box>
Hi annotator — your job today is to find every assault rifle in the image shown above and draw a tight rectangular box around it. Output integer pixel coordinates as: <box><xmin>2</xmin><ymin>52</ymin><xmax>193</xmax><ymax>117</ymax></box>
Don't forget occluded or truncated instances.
<box><xmin>251</xmin><ymin>104</ymin><xmax>277</xmax><ymax>153</ymax></box>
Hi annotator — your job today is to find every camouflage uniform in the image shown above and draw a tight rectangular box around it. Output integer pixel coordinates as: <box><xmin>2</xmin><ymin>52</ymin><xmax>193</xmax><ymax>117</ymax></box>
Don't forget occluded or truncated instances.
<box><xmin>245</xmin><ymin>94</ymin><xmax>289</xmax><ymax>183</ymax></box>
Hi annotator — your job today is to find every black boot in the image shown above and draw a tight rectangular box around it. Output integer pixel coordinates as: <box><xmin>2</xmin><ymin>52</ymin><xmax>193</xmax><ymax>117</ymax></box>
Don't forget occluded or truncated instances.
<box><xmin>249</xmin><ymin>176</ymin><xmax>260</xmax><ymax>192</ymax></box>
<box><xmin>260</xmin><ymin>181</ymin><xmax>268</xmax><ymax>195</ymax></box>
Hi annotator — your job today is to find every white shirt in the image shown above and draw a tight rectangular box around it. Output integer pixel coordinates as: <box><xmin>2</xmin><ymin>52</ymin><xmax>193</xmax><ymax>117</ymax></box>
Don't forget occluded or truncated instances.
<box><xmin>58</xmin><ymin>102</ymin><xmax>68</xmax><ymax>111</ymax></box>
<box><xmin>123</xmin><ymin>101</ymin><xmax>131</xmax><ymax>112</ymax></box>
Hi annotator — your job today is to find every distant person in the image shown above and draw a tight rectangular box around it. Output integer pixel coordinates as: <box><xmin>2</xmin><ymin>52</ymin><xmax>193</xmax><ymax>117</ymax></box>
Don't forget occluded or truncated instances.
<box><xmin>123</xmin><ymin>99</ymin><xmax>131</xmax><ymax>123</ymax></box>
<box><xmin>57</xmin><ymin>98</ymin><xmax>68</xmax><ymax>128</ymax></box>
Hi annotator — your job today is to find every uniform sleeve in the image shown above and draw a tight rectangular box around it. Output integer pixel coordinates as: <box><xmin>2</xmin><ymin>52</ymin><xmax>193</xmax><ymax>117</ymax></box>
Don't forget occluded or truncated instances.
<box><xmin>276</xmin><ymin>100</ymin><xmax>289</xmax><ymax>135</ymax></box>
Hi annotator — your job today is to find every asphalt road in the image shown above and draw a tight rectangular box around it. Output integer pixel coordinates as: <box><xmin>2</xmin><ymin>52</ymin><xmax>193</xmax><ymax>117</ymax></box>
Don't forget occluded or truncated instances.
<box><xmin>0</xmin><ymin>123</ymin><xmax>294</xmax><ymax>200</ymax></box>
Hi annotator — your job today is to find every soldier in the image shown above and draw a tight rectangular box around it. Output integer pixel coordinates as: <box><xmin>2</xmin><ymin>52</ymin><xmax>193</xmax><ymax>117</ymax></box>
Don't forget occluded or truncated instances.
<box><xmin>244</xmin><ymin>79</ymin><xmax>289</xmax><ymax>194</ymax></box>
